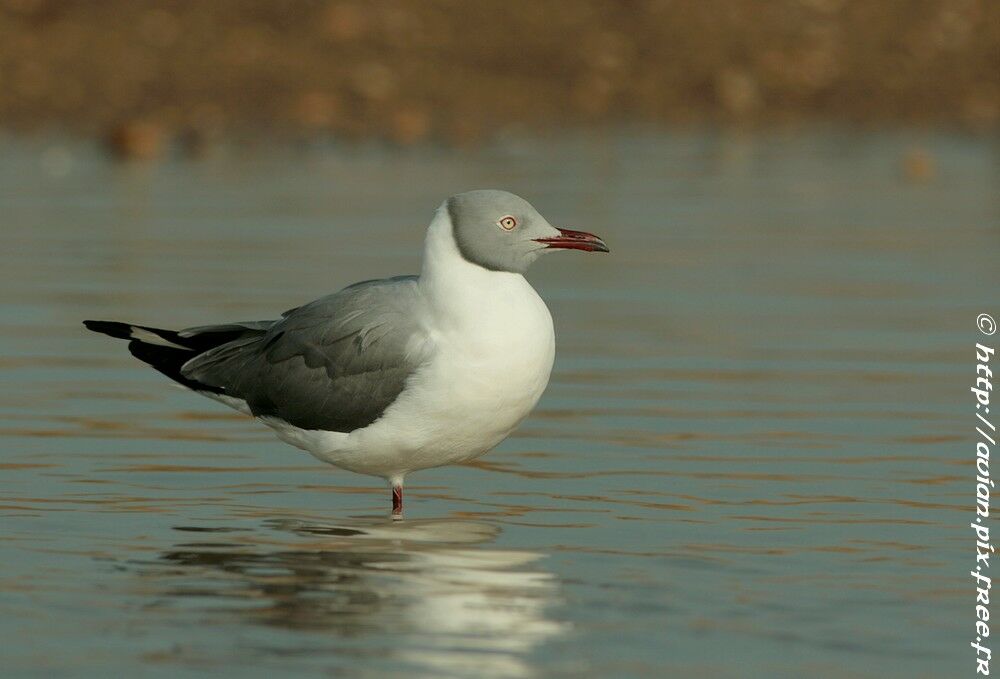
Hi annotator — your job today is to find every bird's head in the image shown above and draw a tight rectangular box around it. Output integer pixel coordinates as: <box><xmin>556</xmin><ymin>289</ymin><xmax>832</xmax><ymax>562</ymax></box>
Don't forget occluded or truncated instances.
<box><xmin>445</xmin><ymin>190</ymin><xmax>608</xmax><ymax>274</ymax></box>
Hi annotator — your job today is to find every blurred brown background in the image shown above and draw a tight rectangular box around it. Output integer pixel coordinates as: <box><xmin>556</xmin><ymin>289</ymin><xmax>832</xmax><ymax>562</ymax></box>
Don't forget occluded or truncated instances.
<box><xmin>1</xmin><ymin>0</ymin><xmax>997</xmax><ymax>156</ymax></box>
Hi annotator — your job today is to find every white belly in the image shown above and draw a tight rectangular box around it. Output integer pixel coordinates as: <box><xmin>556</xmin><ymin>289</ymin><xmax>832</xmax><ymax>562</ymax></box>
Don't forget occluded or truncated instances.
<box><xmin>310</xmin><ymin>279</ymin><xmax>555</xmax><ymax>480</ymax></box>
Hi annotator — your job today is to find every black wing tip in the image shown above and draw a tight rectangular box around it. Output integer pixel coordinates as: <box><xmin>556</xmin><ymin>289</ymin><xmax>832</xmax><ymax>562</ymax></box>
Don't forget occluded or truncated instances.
<box><xmin>126</xmin><ymin>340</ymin><xmax>224</xmax><ymax>394</ymax></box>
<box><xmin>83</xmin><ymin>319</ymin><xmax>132</xmax><ymax>339</ymax></box>
<box><xmin>84</xmin><ymin>318</ymin><xmax>242</xmax><ymax>397</ymax></box>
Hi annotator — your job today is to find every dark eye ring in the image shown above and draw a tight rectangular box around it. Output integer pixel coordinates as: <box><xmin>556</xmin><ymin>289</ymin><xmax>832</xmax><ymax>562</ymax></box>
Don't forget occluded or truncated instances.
<box><xmin>498</xmin><ymin>215</ymin><xmax>517</xmax><ymax>230</ymax></box>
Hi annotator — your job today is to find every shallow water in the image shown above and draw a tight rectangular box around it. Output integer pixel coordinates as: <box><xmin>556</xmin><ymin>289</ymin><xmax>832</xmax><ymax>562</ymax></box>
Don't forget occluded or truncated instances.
<box><xmin>0</xmin><ymin>130</ymin><xmax>996</xmax><ymax>678</ymax></box>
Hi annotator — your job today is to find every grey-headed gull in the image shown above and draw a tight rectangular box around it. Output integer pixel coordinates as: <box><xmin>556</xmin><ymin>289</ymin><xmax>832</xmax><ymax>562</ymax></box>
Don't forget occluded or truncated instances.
<box><xmin>85</xmin><ymin>190</ymin><xmax>608</xmax><ymax>519</ymax></box>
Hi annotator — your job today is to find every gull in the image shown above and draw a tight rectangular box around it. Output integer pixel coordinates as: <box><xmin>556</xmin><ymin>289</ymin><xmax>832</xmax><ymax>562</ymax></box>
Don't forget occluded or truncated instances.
<box><xmin>85</xmin><ymin>190</ymin><xmax>608</xmax><ymax>519</ymax></box>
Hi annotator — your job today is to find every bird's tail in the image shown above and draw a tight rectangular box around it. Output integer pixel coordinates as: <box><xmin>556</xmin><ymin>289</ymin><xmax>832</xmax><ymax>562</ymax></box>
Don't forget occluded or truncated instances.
<box><xmin>83</xmin><ymin>319</ymin><xmax>265</xmax><ymax>393</ymax></box>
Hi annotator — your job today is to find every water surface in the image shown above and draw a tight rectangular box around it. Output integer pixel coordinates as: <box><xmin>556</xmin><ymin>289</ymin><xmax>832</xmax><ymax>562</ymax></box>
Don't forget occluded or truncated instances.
<box><xmin>0</xmin><ymin>130</ymin><xmax>996</xmax><ymax>677</ymax></box>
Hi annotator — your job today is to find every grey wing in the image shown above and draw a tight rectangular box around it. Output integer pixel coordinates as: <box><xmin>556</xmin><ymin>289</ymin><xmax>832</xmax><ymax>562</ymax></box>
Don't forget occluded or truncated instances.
<box><xmin>181</xmin><ymin>276</ymin><xmax>432</xmax><ymax>432</ymax></box>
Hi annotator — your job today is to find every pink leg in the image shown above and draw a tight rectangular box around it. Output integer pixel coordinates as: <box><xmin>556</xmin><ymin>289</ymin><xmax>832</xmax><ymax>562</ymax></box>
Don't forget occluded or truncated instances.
<box><xmin>391</xmin><ymin>483</ymin><xmax>403</xmax><ymax>521</ymax></box>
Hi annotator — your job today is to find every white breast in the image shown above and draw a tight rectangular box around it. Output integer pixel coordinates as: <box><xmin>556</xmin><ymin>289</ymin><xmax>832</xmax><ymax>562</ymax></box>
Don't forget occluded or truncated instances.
<box><xmin>399</xmin><ymin>273</ymin><xmax>555</xmax><ymax>463</ymax></box>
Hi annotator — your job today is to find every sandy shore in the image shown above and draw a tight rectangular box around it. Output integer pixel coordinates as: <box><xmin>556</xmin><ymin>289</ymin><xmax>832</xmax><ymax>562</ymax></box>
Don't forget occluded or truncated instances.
<box><xmin>1</xmin><ymin>0</ymin><xmax>997</xmax><ymax>156</ymax></box>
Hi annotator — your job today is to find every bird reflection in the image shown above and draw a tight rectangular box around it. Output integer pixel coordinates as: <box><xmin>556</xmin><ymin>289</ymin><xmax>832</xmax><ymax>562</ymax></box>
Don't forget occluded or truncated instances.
<box><xmin>151</xmin><ymin>518</ymin><xmax>565</xmax><ymax>677</ymax></box>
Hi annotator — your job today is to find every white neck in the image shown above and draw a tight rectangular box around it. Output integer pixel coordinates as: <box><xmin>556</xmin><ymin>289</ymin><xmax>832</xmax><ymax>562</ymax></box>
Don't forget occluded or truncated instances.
<box><xmin>418</xmin><ymin>205</ymin><xmax>533</xmax><ymax>331</ymax></box>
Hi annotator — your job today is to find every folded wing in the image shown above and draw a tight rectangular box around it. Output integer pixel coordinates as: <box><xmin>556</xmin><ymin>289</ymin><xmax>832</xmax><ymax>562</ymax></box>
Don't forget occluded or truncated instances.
<box><xmin>181</xmin><ymin>276</ymin><xmax>431</xmax><ymax>432</ymax></box>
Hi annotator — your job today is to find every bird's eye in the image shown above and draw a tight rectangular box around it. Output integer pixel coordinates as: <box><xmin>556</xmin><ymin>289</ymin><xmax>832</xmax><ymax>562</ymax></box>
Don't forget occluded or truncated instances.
<box><xmin>498</xmin><ymin>215</ymin><xmax>517</xmax><ymax>231</ymax></box>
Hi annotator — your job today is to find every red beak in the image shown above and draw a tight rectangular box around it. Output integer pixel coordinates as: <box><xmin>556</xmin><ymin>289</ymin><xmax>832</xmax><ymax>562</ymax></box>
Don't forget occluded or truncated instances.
<box><xmin>534</xmin><ymin>228</ymin><xmax>609</xmax><ymax>253</ymax></box>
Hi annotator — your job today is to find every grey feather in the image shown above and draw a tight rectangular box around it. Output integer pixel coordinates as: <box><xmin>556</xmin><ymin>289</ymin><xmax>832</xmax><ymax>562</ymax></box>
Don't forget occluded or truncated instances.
<box><xmin>181</xmin><ymin>276</ymin><xmax>431</xmax><ymax>432</ymax></box>
<box><xmin>178</xmin><ymin>321</ymin><xmax>273</xmax><ymax>337</ymax></box>
<box><xmin>447</xmin><ymin>190</ymin><xmax>560</xmax><ymax>274</ymax></box>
